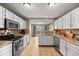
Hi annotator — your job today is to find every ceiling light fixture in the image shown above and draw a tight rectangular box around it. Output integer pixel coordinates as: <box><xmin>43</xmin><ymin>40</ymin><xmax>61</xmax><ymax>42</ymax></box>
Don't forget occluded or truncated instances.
<box><xmin>48</xmin><ymin>3</ymin><xmax>55</xmax><ymax>7</ymax></box>
<box><xmin>23</xmin><ymin>3</ymin><xmax>31</xmax><ymax>8</ymax></box>
<box><xmin>38</xmin><ymin>22</ymin><xmax>42</xmax><ymax>24</ymax></box>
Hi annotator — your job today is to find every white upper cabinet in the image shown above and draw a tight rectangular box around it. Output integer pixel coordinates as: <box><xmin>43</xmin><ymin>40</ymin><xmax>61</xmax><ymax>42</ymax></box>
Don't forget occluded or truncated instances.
<box><xmin>57</xmin><ymin>17</ymin><xmax>63</xmax><ymax>29</ymax></box>
<box><xmin>21</xmin><ymin>20</ymin><xmax>26</xmax><ymax>29</ymax></box>
<box><xmin>55</xmin><ymin>20</ymin><xmax>58</xmax><ymax>29</ymax></box>
<box><xmin>13</xmin><ymin>14</ymin><xmax>26</xmax><ymax>29</ymax></box>
<box><xmin>19</xmin><ymin>17</ymin><xmax>26</xmax><ymax>29</ymax></box>
<box><xmin>71</xmin><ymin>7</ymin><xmax>79</xmax><ymax>29</ymax></box>
<box><xmin>54</xmin><ymin>7</ymin><xmax>79</xmax><ymax>29</ymax></box>
<box><xmin>0</xmin><ymin>6</ymin><xmax>5</xmax><ymax>28</ymax></box>
<box><xmin>5</xmin><ymin>9</ymin><xmax>26</xmax><ymax>29</ymax></box>
<box><xmin>23</xmin><ymin>20</ymin><xmax>26</xmax><ymax>29</ymax></box>
<box><xmin>49</xmin><ymin>23</ymin><xmax>54</xmax><ymax>31</ymax></box>
<box><xmin>63</xmin><ymin>12</ymin><xmax>71</xmax><ymax>29</ymax></box>
<box><xmin>12</xmin><ymin>13</ymin><xmax>19</xmax><ymax>22</ymax></box>
<box><xmin>18</xmin><ymin>17</ymin><xmax>23</xmax><ymax>29</ymax></box>
<box><xmin>6</xmin><ymin>9</ymin><xmax>14</xmax><ymax>20</ymax></box>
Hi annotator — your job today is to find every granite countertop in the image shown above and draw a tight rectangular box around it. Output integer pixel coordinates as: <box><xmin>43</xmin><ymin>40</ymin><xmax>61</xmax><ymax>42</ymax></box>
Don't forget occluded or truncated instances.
<box><xmin>48</xmin><ymin>33</ymin><xmax>79</xmax><ymax>46</ymax></box>
<box><xmin>0</xmin><ymin>41</ymin><xmax>12</xmax><ymax>48</ymax></box>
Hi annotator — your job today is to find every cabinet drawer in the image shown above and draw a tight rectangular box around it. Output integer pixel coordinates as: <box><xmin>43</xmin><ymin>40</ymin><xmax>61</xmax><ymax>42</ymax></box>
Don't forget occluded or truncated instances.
<box><xmin>67</xmin><ymin>42</ymin><xmax>79</xmax><ymax>51</ymax></box>
<box><xmin>0</xmin><ymin>43</ymin><xmax>12</xmax><ymax>53</ymax></box>
<box><xmin>60</xmin><ymin>39</ymin><xmax>67</xmax><ymax>56</ymax></box>
<box><xmin>0</xmin><ymin>47</ymin><xmax>12</xmax><ymax>56</ymax></box>
<box><xmin>67</xmin><ymin>45</ymin><xmax>79</xmax><ymax>56</ymax></box>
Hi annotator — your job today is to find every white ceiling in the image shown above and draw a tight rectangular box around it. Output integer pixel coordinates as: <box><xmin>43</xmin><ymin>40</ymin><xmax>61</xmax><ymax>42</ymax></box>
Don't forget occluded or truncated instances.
<box><xmin>0</xmin><ymin>3</ymin><xmax>79</xmax><ymax>19</ymax></box>
<box><xmin>30</xmin><ymin>19</ymin><xmax>53</xmax><ymax>25</ymax></box>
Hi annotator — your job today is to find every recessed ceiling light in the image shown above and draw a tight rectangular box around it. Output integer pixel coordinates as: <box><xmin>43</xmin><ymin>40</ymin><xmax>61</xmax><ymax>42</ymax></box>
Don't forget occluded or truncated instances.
<box><xmin>23</xmin><ymin>3</ymin><xmax>31</xmax><ymax>8</ymax></box>
<box><xmin>48</xmin><ymin>3</ymin><xmax>55</xmax><ymax>7</ymax></box>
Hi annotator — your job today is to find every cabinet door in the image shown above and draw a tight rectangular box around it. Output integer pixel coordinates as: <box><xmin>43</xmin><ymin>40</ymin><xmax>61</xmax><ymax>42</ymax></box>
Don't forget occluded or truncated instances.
<box><xmin>67</xmin><ymin>42</ymin><xmax>79</xmax><ymax>56</ymax></box>
<box><xmin>54</xmin><ymin>36</ymin><xmax>59</xmax><ymax>46</ymax></box>
<box><xmin>19</xmin><ymin>18</ymin><xmax>25</xmax><ymax>29</ymax></box>
<box><xmin>26</xmin><ymin>34</ymin><xmax>30</xmax><ymax>44</ymax></box>
<box><xmin>38</xmin><ymin>36</ymin><xmax>54</xmax><ymax>45</ymax></box>
<box><xmin>58</xmin><ymin>17</ymin><xmax>63</xmax><ymax>29</ymax></box>
<box><xmin>60</xmin><ymin>39</ymin><xmax>67</xmax><ymax>56</ymax></box>
<box><xmin>57</xmin><ymin>19</ymin><xmax>60</xmax><ymax>29</ymax></box>
<box><xmin>0</xmin><ymin>43</ymin><xmax>12</xmax><ymax>56</ymax></box>
<box><xmin>55</xmin><ymin>20</ymin><xmax>58</xmax><ymax>29</ymax></box>
<box><xmin>6</xmin><ymin>10</ymin><xmax>13</xmax><ymax>20</ymax></box>
<box><xmin>67</xmin><ymin>45</ymin><xmax>79</xmax><ymax>56</ymax></box>
<box><xmin>23</xmin><ymin>20</ymin><xmax>26</xmax><ymax>29</ymax></box>
<box><xmin>71</xmin><ymin>7</ymin><xmax>79</xmax><ymax>28</ymax></box>
<box><xmin>23</xmin><ymin>34</ymin><xmax>30</xmax><ymax>47</ymax></box>
<box><xmin>0</xmin><ymin>6</ymin><xmax>5</xmax><ymax>28</ymax></box>
<box><xmin>49</xmin><ymin>23</ymin><xmax>54</xmax><ymax>31</ymax></box>
<box><xmin>12</xmin><ymin>13</ymin><xmax>18</xmax><ymax>22</ymax></box>
<box><xmin>23</xmin><ymin>36</ymin><xmax>27</xmax><ymax>47</ymax></box>
<box><xmin>63</xmin><ymin>12</ymin><xmax>71</xmax><ymax>29</ymax></box>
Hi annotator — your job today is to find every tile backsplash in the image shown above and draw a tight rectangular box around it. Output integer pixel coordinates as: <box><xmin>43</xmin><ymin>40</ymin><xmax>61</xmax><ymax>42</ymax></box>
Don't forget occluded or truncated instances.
<box><xmin>0</xmin><ymin>29</ymin><xmax>29</xmax><ymax>36</ymax></box>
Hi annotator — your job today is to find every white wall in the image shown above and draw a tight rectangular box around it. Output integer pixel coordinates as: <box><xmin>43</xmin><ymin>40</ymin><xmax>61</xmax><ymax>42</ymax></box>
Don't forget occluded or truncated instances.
<box><xmin>30</xmin><ymin>19</ymin><xmax>53</xmax><ymax>25</ymax></box>
<box><xmin>29</xmin><ymin>18</ymin><xmax>53</xmax><ymax>40</ymax></box>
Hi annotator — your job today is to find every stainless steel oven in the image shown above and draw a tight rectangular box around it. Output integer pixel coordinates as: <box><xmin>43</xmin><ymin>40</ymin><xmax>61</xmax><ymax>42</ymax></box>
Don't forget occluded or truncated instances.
<box><xmin>0</xmin><ymin>34</ymin><xmax>24</xmax><ymax>56</ymax></box>
<box><xmin>12</xmin><ymin>37</ymin><xmax>24</xmax><ymax>56</ymax></box>
<box><xmin>5</xmin><ymin>18</ymin><xmax>20</xmax><ymax>29</ymax></box>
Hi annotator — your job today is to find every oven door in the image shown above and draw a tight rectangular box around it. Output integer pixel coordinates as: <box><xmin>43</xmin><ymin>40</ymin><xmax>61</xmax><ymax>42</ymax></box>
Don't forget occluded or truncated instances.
<box><xmin>12</xmin><ymin>38</ymin><xmax>23</xmax><ymax>56</ymax></box>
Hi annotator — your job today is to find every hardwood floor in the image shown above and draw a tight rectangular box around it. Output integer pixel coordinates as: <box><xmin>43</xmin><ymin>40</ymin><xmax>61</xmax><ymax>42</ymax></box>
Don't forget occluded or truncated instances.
<box><xmin>39</xmin><ymin>47</ymin><xmax>61</xmax><ymax>56</ymax></box>
<box><xmin>21</xmin><ymin>37</ymin><xmax>39</xmax><ymax>56</ymax></box>
<box><xmin>20</xmin><ymin>37</ymin><xmax>61</xmax><ymax>56</ymax></box>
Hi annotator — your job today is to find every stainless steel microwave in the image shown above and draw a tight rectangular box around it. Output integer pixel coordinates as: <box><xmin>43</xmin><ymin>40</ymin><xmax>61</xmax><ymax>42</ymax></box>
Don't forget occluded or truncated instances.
<box><xmin>5</xmin><ymin>18</ymin><xmax>20</xmax><ymax>29</ymax></box>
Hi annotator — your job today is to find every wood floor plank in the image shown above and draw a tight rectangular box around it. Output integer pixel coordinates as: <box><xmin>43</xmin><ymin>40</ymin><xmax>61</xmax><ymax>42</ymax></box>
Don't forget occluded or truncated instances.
<box><xmin>39</xmin><ymin>47</ymin><xmax>61</xmax><ymax>56</ymax></box>
<box><xmin>20</xmin><ymin>37</ymin><xmax>60</xmax><ymax>56</ymax></box>
<box><xmin>21</xmin><ymin>37</ymin><xmax>39</xmax><ymax>56</ymax></box>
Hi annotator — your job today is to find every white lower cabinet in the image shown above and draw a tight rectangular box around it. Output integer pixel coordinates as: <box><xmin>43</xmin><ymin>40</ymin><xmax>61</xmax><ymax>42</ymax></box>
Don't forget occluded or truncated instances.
<box><xmin>23</xmin><ymin>34</ymin><xmax>30</xmax><ymax>47</ymax></box>
<box><xmin>59</xmin><ymin>38</ymin><xmax>79</xmax><ymax>56</ymax></box>
<box><xmin>23</xmin><ymin>35</ymin><xmax>27</xmax><ymax>47</ymax></box>
<box><xmin>26</xmin><ymin>34</ymin><xmax>30</xmax><ymax>44</ymax></box>
<box><xmin>38</xmin><ymin>36</ymin><xmax>54</xmax><ymax>45</ymax></box>
<box><xmin>67</xmin><ymin>42</ymin><xmax>79</xmax><ymax>56</ymax></box>
<box><xmin>59</xmin><ymin>39</ymin><xmax>67</xmax><ymax>56</ymax></box>
<box><xmin>0</xmin><ymin>43</ymin><xmax>12</xmax><ymax>56</ymax></box>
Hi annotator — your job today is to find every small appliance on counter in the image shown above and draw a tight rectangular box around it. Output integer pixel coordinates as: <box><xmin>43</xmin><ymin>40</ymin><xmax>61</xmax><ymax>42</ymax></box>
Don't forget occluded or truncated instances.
<box><xmin>72</xmin><ymin>33</ymin><xmax>79</xmax><ymax>41</ymax></box>
<box><xmin>74</xmin><ymin>35</ymin><xmax>79</xmax><ymax>41</ymax></box>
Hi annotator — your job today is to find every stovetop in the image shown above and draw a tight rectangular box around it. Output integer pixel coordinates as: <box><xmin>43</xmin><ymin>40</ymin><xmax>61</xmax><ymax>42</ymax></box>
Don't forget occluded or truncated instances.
<box><xmin>0</xmin><ymin>34</ymin><xmax>23</xmax><ymax>41</ymax></box>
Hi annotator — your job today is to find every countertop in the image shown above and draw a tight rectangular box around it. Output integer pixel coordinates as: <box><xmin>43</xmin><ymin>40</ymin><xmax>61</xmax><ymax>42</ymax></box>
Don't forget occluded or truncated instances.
<box><xmin>48</xmin><ymin>33</ymin><xmax>79</xmax><ymax>46</ymax></box>
<box><xmin>0</xmin><ymin>41</ymin><xmax>12</xmax><ymax>48</ymax></box>
<box><xmin>0</xmin><ymin>34</ymin><xmax>29</xmax><ymax>48</ymax></box>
